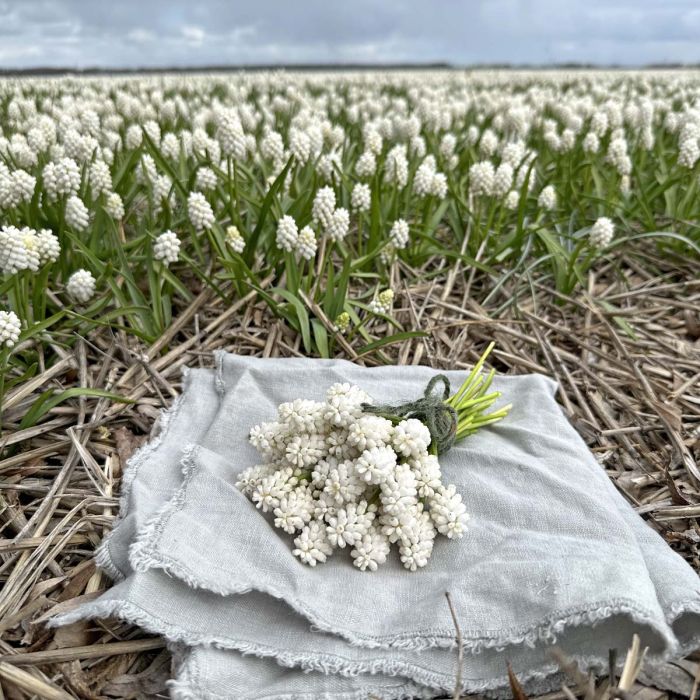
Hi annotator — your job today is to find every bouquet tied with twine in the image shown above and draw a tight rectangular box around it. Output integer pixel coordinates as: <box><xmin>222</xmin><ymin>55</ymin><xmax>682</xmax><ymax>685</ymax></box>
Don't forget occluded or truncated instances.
<box><xmin>236</xmin><ymin>343</ymin><xmax>511</xmax><ymax>572</ymax></box>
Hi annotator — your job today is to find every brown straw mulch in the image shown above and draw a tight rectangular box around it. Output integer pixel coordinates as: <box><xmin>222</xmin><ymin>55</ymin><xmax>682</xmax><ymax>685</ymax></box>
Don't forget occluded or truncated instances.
<box><xmin>1</xmin><ymin>244</ymin><xmax>699</xmax><ymax>698</ymax></box>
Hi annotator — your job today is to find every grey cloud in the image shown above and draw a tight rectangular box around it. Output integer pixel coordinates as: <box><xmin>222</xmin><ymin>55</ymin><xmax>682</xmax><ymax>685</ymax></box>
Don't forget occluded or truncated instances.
<box><xmin>0</xmin><ymin>0</ymin><xmax>699</xmax><ymax>68</ymax></box>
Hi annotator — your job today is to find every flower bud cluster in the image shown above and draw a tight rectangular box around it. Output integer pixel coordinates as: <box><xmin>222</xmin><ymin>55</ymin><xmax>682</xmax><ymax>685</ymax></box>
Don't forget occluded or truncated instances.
<box><xmin>0</xmin><ymin>226</ymin><xmax>60</xmax><ymax>274</ymax></box>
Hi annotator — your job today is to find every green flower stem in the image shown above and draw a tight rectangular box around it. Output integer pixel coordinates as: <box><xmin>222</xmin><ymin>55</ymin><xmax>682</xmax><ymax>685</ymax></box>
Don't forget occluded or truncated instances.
<box><xmin>0</xmin><ymin>346</ymin><xmax>8</xmax><ymax>435</ymax></box>
<box><xmin>455</xmin><ymin>407</ymin><xmax>511</xmax><ymax>440</ymax></box>
<box><xmin>444</xmin><ymin>342</ymin><xmax>495</xmax><ymax>409</ymax></box>
<box><xmin>454</xmin><ymin>390</ymin><xmax>500</xmax><ymax>411</ymax></box>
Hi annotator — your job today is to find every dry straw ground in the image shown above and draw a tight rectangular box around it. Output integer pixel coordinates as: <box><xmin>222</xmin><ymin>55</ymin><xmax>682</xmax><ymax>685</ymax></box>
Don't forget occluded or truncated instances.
<box><xmin>0</xmin><ymin>242</ymin><xmax>699</xmax><ymax>699</ymax></box>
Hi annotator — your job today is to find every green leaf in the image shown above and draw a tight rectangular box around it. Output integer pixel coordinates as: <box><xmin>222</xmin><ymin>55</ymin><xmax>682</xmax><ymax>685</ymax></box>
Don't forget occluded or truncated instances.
<box><xmin>598</xmin><ymin>300</ymin><xmax>639</xmax><ymax>340</ymax></box>
<box><xmin>311</xmin><ymin>319</ymin><xmax>329</xmax><ymax>358</ymax></box>
<box><xmin>112</xmin><ymin>148</ymin><xmax>143</xmax><ymax>192</ymax></box>
<box><xmin>328</xmin><ymin>256</ymin><xmax>351</xmax><ymax>321</ymax></box>
<box><xmin>244</xmin><ymin>155</ymin><xmax>294</xmax><ymax>265</ymax></box>
<box><xmin>272</xmin><ymin>287</ymin><xmax>312</xmax><ymax>353</ymax></box>
<box><xmin>20</xmin><ymin>388</ymin><xmax>135</xmax><ymax>430</ymax></box>
<box><xmin>17</xmin><ymin>311</ymin><xmax>66</xmax><ymax>343</ymax></box>
<box><xmin>142</xmin><ymin>133</ymin><xmax>188</xmax><ymax>199</ymax></box>
<box><xmin>612</xmin><ymin>231</ymin><xmax>700</xmax><ymax>256</ymax></box>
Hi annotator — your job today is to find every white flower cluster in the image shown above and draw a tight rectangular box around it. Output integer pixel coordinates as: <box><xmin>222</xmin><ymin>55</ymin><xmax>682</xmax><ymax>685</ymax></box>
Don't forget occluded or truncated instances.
<box><xmin>537</xmin><ymin>185</ymin><xmax>557</xmax><ymax>211</ymax></box>
<box><xmin>237</xmin><ymin>383</ymin><xmax>469</xmax><ymax>571</ymax></box>
<box><xmin>388</xmin><ymin>219</ymin><xmax>409</xmax><ymax>250</ymax></box>
<box><xmin>351</xmin><ymin>183</ymin><xmax>371</xmax><ymax>212</ymax></box>
<box><xmin>275</xmin><ymin>213</ymin><xmax>321</xmax><ymax>260</ymax></box>
<box><xmin>384</xmin><ymin>144</ymin><xmax>408</xmax><ymax>187</ymax></box>
<box><xmin>0</xmin><ymin>166</ymin><xmax>36</xmax><ymax>208</ymax></box>
<box><xmin>104</xmin><ymin>191</ymin><xmax>125</xmax><ymax>220</ymax></box>
<box><xmin>311</xmin><ymin>187</ymin><xmax>350</xmax><ymax>242</ymax></box>
<box><xmin>677</xmin><ymin>121</ymin><xmax>700</xmax><ymax>168</ymax></box>
<box><xmin>66</xmin><ymin>268</ymin><xmax>96</xmax><ymax>303</ymax></box>
<box><xmin>369</xmin><ymin>288</ymin><xmax>394</xmax><ymax>315</ymax></box>
<box><xmin>413</xmin><ymin>156</ymin><xmax>447</xmax><ymax>199</ymax></box>
<box><xmin>0</xmin><ymin>309</ymin><xmax>21</xmax><ymax>348</ymax></box>
<box><xmin>0</xmin><ymin>226</ymin><xmax>60</xmax><ymax>274</ymax></box>
<box><xmin>195</xmin><ymin>167</ymin><xmax>217</xmax><ymax>192</ymax></box>
<box><xmin>276</xmin><ymin>215</ymin><xmax>299</xmax><ymax>252</ymax></box>
<box><xmin>89</xmin><ymin>159</ymin><xmax>112</xmax><ymax>196</ymax></box>
<box><xmin>65</xmin><ymin>195</ymin><xmax>90</xmax><ymax>231</ymax></box>
<box><xmin>153</xmin><ymin>230</ymin><xmax>181</xmax><ymax>265</ymax></box>
<box><xmin>589</xmin><ymin>217</ymin><xmax>615</xmax><ymax>248</ymax></box>
<box><xmin>469</xmin><ymin>161</ymin><xmax>495</xmax><ymax>197</ymax></box>
<box><xmin>296</xmin><ymin>226</ymin><xmax>317</xmax><ymax>261</ymax></box>
<box><xmin>43</xmin><ymin>158</ymin><xmax>80</xmax><ymax>200</ymax></box>
<box><xmin>187</xmin><ymin>191</ymin><xmax>215</xmax><ymax>231</ymax></box>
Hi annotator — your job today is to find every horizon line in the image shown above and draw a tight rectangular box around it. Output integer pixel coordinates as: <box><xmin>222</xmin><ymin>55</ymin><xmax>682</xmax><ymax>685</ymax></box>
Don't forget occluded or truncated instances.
<box><xmin>1</xmin><ymin>61</ymin><xmax>700</xmax><ymax>76</ymax></box>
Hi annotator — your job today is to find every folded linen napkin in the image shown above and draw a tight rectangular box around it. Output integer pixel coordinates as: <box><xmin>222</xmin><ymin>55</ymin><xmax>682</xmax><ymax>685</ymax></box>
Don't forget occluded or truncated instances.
<box><xmin>95</xmin><ymin>366</ymin><xmax>221</xmax><ymax>581</ymax></box>
<box><xmin>53</xmin><ymin>354</ymin><xmax>700</xmax><ymax>699</ymax></box>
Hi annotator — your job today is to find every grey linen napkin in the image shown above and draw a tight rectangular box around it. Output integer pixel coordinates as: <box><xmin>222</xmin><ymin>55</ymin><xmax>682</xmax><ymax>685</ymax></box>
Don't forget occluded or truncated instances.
<box><xmin>60</xmin><ymin>361</ymin><xmax>437</xmax><ymax>699</ymax></box>
<box><xmin>53</xmin><ymin>354</ymin><xmax>700</xmax><ymax>699</ymax></box>
<box><xmin>95</xmin><ymin>366</ymin><xmax>221</xmax><ymax>581</ymax></box>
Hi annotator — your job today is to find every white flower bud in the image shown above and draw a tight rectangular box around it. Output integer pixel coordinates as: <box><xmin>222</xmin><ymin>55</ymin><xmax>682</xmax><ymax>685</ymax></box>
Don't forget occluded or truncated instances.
<box><xmin>225</xmin><ymin>225</ymin><xmax>245</xmax><ymax>254</ymax></box>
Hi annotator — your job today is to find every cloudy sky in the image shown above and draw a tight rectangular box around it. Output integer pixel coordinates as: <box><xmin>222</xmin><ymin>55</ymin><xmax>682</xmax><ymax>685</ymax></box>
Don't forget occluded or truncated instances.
<box><xmin>1</xmin><ymin>0</ymin><xmax>699</xmax><ymax>69</ymax></box>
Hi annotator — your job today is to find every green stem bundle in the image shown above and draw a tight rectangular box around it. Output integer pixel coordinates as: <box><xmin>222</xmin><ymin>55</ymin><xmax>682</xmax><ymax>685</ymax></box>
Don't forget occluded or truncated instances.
<box><xmin>364</xmin><ymin>342</ymin><xmax>511</xmax><ymax>455</ymax></box>
<box><xmin>444</xmin><ymin>342</ymin><xmax>512</xmax><ymax>441</ymax></box>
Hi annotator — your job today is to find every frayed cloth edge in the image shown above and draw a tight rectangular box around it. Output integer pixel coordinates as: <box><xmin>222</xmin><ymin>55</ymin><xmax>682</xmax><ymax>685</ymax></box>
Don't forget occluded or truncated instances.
<box><xmin>50</xmin><ymin>596</ymin><xmax>648</xmax><ymax>699</ymax></box>
<box><xmin>126</xmin><ymin>446</ymin><xmax>682</xmax><ymax>657</ymax></box>
<box><xmin>49</xmin><ymin>596</ymin><xmax>571</xmax><ymax>696</ymax></box>
<box><xmin>96</xmin><ymin>366</ymin><xmax>195</xmax><ymax>580</ymax></box>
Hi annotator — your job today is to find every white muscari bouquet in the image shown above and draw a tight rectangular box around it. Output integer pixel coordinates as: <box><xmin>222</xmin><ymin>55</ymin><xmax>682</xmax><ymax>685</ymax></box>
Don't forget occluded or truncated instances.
<box><xmin>236</xmin><ymin>344</ymin><xmax>511</xmax><ymax>572</ymax></box>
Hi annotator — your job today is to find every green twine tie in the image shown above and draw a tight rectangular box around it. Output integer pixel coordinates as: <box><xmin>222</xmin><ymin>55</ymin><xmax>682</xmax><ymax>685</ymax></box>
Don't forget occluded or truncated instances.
<box><xmin>362</xmin><ymin>375</ymin><xmax>458</xmax><ymax>455</ymax></box>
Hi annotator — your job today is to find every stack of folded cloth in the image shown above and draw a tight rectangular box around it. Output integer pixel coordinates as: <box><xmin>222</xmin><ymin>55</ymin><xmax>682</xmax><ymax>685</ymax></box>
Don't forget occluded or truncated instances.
<box><xmin>51</xmin><ymin>354</ymin><xmax>700</xmax><ymax>699</ymax></box>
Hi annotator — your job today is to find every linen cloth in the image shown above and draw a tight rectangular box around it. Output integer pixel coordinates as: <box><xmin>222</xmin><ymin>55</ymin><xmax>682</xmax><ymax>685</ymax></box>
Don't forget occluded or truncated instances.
<box><xmin>52</xmin><ymin>354</ymin><xmax>700</xmax><ymax>699</ymax></box>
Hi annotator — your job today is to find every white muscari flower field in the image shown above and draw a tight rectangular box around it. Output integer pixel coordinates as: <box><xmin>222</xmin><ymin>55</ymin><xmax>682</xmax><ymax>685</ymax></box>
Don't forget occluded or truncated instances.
<box><xmin>0</xmin><ymin>67</ymin><xmax>699</xmax><ymax>700</ymax></box>
<box><xmin>0</xmin><ymin>69</ymin><xmax>699</xmax><ymax>417</ymax></box>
